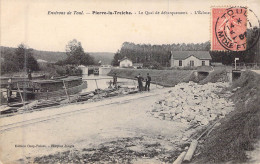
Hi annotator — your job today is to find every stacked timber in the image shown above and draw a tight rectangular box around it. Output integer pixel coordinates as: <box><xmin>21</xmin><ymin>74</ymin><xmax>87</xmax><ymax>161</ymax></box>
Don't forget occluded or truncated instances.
<box><xmin>0</xmin><ymin>86</ymin><xmax>139</xmax><ymax>115</ymax></box>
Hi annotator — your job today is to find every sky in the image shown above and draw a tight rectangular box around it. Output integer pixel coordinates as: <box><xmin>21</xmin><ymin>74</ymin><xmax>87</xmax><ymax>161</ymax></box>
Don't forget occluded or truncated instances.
<box><xmin>1</xmin><ymin>0</ymin><xmax>260</xmax><ymax>53</ymax></box>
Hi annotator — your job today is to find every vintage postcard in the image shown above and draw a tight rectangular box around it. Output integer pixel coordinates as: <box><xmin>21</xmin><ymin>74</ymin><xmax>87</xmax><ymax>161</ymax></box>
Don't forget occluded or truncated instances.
<box><xmin>0</xmin><ymin>0</ymin><xmax>260</xmax><ymax>163</ymax></box>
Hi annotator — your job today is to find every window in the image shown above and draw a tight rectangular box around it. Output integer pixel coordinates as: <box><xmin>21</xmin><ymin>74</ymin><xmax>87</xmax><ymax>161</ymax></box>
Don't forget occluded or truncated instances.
<box><xmin>179</xmin><ymin>60</ymin><xmax>182</xmax><ymax>66</ymax></box>
<box><xmin>202</xmin><ymin>61</ymin><xmax>205</xmax><ymax>66</ymax></box>
<box><xmin>190</xmin><ymin>60</ymin><xmax>194</xmax><ymax>66</ymax></box>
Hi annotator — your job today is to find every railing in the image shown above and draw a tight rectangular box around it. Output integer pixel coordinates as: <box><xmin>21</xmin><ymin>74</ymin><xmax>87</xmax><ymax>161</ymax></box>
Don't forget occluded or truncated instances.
<box><xmin>232</xmin><ymin>63</ymin><xmax>260</xmax><ymax>70</ymax></box>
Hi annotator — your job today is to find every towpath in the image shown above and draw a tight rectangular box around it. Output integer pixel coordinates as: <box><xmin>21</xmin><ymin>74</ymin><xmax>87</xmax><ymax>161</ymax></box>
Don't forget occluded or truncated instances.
<box><xmin>0</xmin><ymin>87</ymin><xmax>188</xmax><ymax>163</ymax></box>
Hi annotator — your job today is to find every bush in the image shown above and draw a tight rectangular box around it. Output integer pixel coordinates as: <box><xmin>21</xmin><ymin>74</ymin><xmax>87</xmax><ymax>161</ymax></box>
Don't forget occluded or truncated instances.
<box><xmin>143</xmin><ymin>61</ymin><xmax>162</xmax><ymax>70</ymax></box>
<box><xmin>39</xmin><ymin>63</ymin><xmax>82</xmax><ymax>77</ymax></box>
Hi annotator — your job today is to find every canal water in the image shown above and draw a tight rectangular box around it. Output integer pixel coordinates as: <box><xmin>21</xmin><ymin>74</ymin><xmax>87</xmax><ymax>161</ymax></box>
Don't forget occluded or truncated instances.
<box><xmin>81</xmin><ymin>74</ymin><xmax>159</xmax><ymax>92</ymax></box>
<box><xmin>0</xmin><ymin>74</ymin><xmax>160</xmax><ymax>106</ymax></box>
<box><xmin>82</xmin><ymin>74</ymin><xmax>138</xmax><ymax>92</ymax></box>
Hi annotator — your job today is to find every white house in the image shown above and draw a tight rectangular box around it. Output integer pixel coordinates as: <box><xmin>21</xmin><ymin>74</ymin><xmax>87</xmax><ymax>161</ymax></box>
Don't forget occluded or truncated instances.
<box><xmin>170</xmin><ymin>51</ymin><xmax>212</xmax><ymax>67</ymax></box>
<box><xmin>119</xmin><ymin>57</ymin><xmax>133</xmax><ymax>68</ymax></box>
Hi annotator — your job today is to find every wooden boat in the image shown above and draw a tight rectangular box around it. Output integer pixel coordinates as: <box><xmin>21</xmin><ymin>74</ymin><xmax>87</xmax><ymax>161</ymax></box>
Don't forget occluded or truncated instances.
<box><xmin>34</xmin><ymin>80</ymin><xmax>87</xmax><ymax>100</ymax></box>
<box><xmin>4</xmin><ymin>76</ymin><xmax>88</xmax><ymax>102</ymax></box>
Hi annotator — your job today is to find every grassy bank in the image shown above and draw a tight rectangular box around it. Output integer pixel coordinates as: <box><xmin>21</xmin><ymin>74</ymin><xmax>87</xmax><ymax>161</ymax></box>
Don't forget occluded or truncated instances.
<box><xmin>107</xmin><ymin>68</ymin><xmax>194</xmax><ymax>87</ymax></box>
<box><xmin>199</xmin><ymin>67</ymin><xmax>229</xmax><ymax>84</ymax></box>
<box><xmin>194</xmin><ymin>71</ymin><xmax>260</xmax><ymax>163</ymax></box>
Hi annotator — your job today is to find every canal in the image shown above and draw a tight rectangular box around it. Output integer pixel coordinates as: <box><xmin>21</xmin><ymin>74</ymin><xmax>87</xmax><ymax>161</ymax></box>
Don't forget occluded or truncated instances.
<box><xmin>82</xmin><ymin>74</ymin><xmax>159</xmax><ymax>92</ymax></box>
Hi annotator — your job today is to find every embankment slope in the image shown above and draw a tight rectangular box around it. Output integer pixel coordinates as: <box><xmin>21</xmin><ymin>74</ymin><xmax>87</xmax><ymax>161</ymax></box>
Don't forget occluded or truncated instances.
<box><xmin>194</xmin><ymin>71</ymin><xmax>260</xmax><ymax>163</ymax></box>
<box><xmin>108</xmin><ymin>68</ymin><xmax>194</xmax><ymax>87</ymax></box>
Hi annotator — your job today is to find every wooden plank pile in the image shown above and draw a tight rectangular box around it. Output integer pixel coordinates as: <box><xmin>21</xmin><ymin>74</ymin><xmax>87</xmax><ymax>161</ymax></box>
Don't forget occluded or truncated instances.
<box><xmin>0</xmin><ymin>86</ymin><xmax>139</xmax><ymax>115</ymax></box>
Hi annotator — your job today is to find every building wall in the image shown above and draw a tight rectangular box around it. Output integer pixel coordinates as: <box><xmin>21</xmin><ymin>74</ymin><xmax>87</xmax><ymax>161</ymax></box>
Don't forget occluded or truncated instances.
<box><xmin>171</xmin><ymin>56</ymin><xmax>210</xmax><ymax>67</ymax></box>
<box><xmin>204</xmin><ymin>60</ymin><xmax>210</xmax><ymax>66</ymax></box>
<box><xmin>78</xmin><ymin>66</ymin><xmax>88</xmax><ymax>75</ymax></box>
<box><xmin>170</xmin><ymin>59</ymin><xmax>180</xmax><ymax>67</ymax></box>
<box><xmin>120</xmin><ymin>59</ymin><xmax>133</xmax><ymax>67</ymax></box>
<box><xmin>183</xmin><ymin>56</ymin><xmax>201</xmax><ymax>67</ymax></box>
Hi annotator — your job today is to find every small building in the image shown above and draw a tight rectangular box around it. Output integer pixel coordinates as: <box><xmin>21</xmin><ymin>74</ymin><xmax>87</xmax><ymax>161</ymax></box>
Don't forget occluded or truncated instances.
<box><xmin>78</xmin><ymin>65</ymin><xmax>88</xmax><ymax>75</ymax></box>
<box><xmin>133</xmin><ymin>63</ymin><xmax>143</xmax><ymax>69</ymax></box>
<box><xmin>119</xmin><ymin>57</ymin><xmax>133</xmax><ymax>68</ymax></box>
<box><xmin>170</xmin><ymin>51</ymin><xmax>212</xmax><ymax>67</ymax></box>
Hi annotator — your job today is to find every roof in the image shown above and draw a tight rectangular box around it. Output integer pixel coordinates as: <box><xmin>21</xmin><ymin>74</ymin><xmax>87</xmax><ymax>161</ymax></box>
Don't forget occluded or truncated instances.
<box><xmin>170</xmin><ymin>51</ymin><xmax>212</xmax><ymax>60</ymax></box>
<box><xmin>119</xmin><ymin>56</ymin><xmax>132</xmax><ymax>62</ymax></box>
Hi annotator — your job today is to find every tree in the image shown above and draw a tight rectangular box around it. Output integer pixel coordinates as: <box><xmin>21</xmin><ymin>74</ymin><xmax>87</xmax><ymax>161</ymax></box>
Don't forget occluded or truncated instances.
<box><xmin>111</xmin><ymin>51</ymin><xmax>123</xmax><ymax>66</ymax></box>
<box><xmin>1</xmin><ymin>51</ymin><xmax>19</xmax><ymax>74</ymax></box>
<box><xmin>63</xmin><ymin>39</ymin><xmax>96</xmax><ymax>66</ymax></box>
<box><xmin>65</xmin><ymin>39</ymin><xmax>83</xmax><ymax>57</ymax></box>
<box><xmin>1</xmin><ymin>44</ymin><xmax>39</xmax><ymax>74</ymax></box>
<box><xmin>15</xmin><ymin>44</ymin><xmax>39</xmax><ymax>71</ymax></box>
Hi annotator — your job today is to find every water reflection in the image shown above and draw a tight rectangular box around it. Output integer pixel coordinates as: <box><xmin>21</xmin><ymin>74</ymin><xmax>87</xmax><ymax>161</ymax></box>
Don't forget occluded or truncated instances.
<box><xmin>82</xmin><ymin>74</ymin><xmax>137</xmax><ymax>92</ymax></box>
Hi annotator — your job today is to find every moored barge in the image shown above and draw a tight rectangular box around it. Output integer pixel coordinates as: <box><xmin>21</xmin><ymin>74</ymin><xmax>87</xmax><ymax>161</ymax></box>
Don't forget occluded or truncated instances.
<box><xmin>1</xmin><ymin>76</ymin><xmax>87</xmax><ymax>104</ymax></box>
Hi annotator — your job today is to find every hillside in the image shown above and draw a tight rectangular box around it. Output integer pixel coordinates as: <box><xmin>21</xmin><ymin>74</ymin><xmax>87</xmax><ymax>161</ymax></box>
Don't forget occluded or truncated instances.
<box><xmin>0</xmin><ymin>46</ymin><xmax>67</xmax><ymax>63</ymax></box>
<box><xmin>108</xmin><ymin>68</ymin><xmax>194</xmax><ymax>87</ymax></box>
<box><xmin>0</xmin><ymin>46</ymin><xmax>114</xmax><ymax>64</ymax></box>
<box><xmin>89</xmin><ymin>52</ymin><xmax>114</xmax><ymax>65</ymax></box>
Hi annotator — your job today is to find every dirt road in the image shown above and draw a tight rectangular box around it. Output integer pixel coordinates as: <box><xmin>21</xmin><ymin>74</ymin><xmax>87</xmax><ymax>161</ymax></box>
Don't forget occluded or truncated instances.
<box><xmin>0</xmin><ymin>88</ymin><xmax>189</xmax><ymax>163</ymax></box>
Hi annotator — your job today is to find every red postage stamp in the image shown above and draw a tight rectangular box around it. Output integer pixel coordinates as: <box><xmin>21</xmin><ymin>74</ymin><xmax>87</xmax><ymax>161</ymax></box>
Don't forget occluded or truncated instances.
<box><xmin>211</xmin><ymin>7</ymin><xmax>247</xmax><ymax>51</ymax></box>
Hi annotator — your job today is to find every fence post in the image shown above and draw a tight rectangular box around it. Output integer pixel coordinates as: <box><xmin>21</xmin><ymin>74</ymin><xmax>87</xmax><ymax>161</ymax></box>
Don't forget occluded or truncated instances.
<box><xmin>95</xmin><ymin>79</ymin><xmax>99</xmax><ymax>89</ymax></box>
<box><xmin>63</xmin><ymin>80</ymin><xmax>70</xmax><ymax>103</ymax></box>
<box><xmin>17</xmin><ymin>83</ymin><xmax>27</xmax><ymax>110</ymax></box>
<box><xmin>94</xmin><ymin>79</ymin><xmax>101</xmax><ymax>98</ymax></box>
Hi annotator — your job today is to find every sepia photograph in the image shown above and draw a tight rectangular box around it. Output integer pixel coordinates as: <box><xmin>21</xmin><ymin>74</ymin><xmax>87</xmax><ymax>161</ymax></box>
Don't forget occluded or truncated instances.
<box><xmin>0</xmin><ymin>0</ymin><xmax>260</xmax><ymax>163</ymax></box>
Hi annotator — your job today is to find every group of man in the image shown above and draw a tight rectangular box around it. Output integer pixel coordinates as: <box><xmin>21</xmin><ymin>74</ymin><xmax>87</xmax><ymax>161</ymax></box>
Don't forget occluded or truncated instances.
<box><xmin>136</xmin><ymin>73</ymin><xmax>151</xmax><ymax>91</ymax></box>
<box><xmin>112</xmin><ymin>73</ymin><xmax>151</xmax><ymax>92</ymax></box>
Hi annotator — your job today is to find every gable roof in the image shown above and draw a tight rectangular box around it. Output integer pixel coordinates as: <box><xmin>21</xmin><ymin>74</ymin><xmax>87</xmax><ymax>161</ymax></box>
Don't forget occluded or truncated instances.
<box><xmin>119</xmin><ymin>56</ymin><xmax>132</xmax><ymax>62</ymax></box>
<box><xmin>170</xmin><ymin>51</ymin><xmax>212</xmax><ymax>60</ymax></box>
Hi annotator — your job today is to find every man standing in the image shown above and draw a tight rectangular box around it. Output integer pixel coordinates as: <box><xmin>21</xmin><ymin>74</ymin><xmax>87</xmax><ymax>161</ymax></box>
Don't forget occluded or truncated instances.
<box><xmin>145</xmin><ymin>73</ymin><xmax>151</xmax><ymax>91</ymax></box>
<box><xmin>28</xmin><ymin>69</ymin><xmax>32</xmax><ymax>80</ymax></box>
<box><xmin>136</xmin><ymin>73</ymin><xmax>144</xmax><ymax>91</ymax></box>
<box><xmin>113</xmin><ymin>73</ymin><xmax>118</xmax><ymax>89</ymax></box>
<box><xmin>7</xmin><ymin>78</ymin><xmax>12</xmax><ymax>104</ymax></box>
